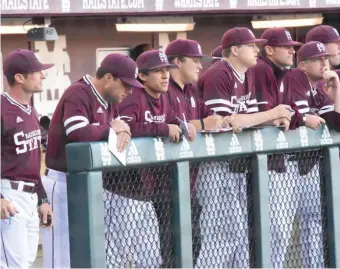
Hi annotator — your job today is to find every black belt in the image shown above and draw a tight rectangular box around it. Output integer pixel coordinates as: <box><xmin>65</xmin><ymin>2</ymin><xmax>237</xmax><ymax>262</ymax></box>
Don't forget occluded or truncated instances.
<box><xmin>10</xmin><ymin>181</ymin><xmax>37</xmax><ymax>194</ymax></box>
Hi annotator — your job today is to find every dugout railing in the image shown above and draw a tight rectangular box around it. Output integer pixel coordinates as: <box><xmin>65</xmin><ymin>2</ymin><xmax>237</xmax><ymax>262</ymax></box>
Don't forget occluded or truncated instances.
<box><xmin>66</xmin><ymin>125</ymin><xmax>340</xmax><ymax>268</ymax></box>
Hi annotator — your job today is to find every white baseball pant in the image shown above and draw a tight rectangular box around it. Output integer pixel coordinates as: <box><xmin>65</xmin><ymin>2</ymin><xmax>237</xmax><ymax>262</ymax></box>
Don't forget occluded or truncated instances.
<box><xmin>41</xmin><ymin>169</ymin><xmax>70</xmax><ymax>268</ymax></box>
<box><xmin>103</xmin><ymin>190</ymin><xmax>162</xmax><ymax>268</ymax></box>
<box><xmin>269</xmin><ymin>157</ymin><xmax>323</xmax><ymax>268</ymax></box>
<box><xmin>195</xmin><ymin>161</ymin><xmax>249</xmax><ymax>268</ymax></box>
<box><xmin>1</xmin><ymin>179</ymin><xmax>39</xmax><ymax>268</ymax></box>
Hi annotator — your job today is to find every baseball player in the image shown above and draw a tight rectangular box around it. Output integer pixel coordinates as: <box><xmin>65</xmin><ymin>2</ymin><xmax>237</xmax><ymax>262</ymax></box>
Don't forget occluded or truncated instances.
<box><xmin>42</xmin><ymin>54</ymin><xmax>142</xmax><ymax>268</ymax></box>
<box><xmin>281</xmin><ymin>42</ymin><xmax>340</xmax><ymax>268</ymax></box>
<box><xmin>196</xmin><ymin>27</ymin><xmax>294</xmax><ymax>268</ymax></box>
<box><xmin>211</xmin><ymin>45</ymin><xmax>223</xmax><ymax>64</ymax></box>
<box><xmin>112</xmin><ymin>49</ymin><xmax>196</xmax><ymax>268</ymax></box>
<box><xmin>251</xmin><ymin>28</ymin><xmax>327</xmax><ymax>268</ymax></box>
<box><xmin>1</xmin><ymin>49</ymin><xmax>54</xmax><ymax>268</ymax></box>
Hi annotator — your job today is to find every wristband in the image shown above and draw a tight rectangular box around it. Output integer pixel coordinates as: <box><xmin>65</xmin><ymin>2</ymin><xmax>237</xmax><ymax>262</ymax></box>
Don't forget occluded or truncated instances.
<box><xmin>200</xmin><ymin>119</ymin><xmax>205</xmax><ymax>130</ymax></box>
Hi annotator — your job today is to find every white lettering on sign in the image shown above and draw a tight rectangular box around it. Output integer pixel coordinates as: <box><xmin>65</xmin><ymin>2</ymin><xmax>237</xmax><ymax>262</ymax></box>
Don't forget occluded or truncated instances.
<box><xmin>83</xmin><ymin>0</ymin><xmax>144</xmax><ymax>9</ymax></box>
<box><xmin>326</xmin><ymin>0</ymin><xmax>340</xmax><ymax>4</ymax></box>
<box><xmin>173</xmin><ymin>0</ymin><xmax>219</xmax><ymax>8</ymax></box>
<box><xmin>247</xmin><ymin>0</ymin><xmax>300</xmax><ymax>6</ymax></box>
<box><xmin>1</xmin><ymin>0</ymin><xmax>49</xmax><ymax>10</ymax></box>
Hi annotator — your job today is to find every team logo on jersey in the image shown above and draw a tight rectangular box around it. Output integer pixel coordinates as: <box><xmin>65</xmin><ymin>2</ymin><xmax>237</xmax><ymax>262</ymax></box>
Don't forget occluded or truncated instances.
<box><xmin>100</xmin><ymin>143</ymin><xmax>111</xmax><ymax>166</ymax></box>
<box><xmin>205</xmin><ymin>134</ymin><xmax>215</xmax><ymax>156</ymax></box>
<box><xmin>145</xmin><ymin>111</ymin><xmax>166</xmax><ymax>123</ymax></box>
<box><xmin>253</xmin><ymin>130</ymin><xmax>263</xmax><ymax>151</ymax></box>
<box><xmin>333</xmin><ymin>27</ymin><xmax>339</xmax><ymax>37</ymax></box>
<box><xmin>190</xmin><ymin>96</ymin><xmax>196</xmax><ymax>108</ymax></box>
<box><xmin>276</xmin><ymin>130</ymin><xmax>288</xmax><ymax>149</ymax></box>
<box><xmin>16</xmin><ymin>116</ymin><xmax>23</xmax><ymax>123</ymax></box>
<box><xmin>285</xmin><ymin>30</ymin><xmax>292</xmax><ymax>41</ymax></box>
<box><xmin>299</xmin><ymin>126</ymin><xmax>309</xmax><ymax>147</ymax></box>
<box><xmin>154</xmin><ymin>138</ymin><xmax>165</xmax><ymax>161</ymax></box>
<box><xmin>316</xmin><ymin>42</ymin><xmax>326</xmax><ymax>53</ymax></box>
<box><xmin>321</xmin><ymin>125</ymin><xmax>333</xmax><ymax>145</ymax></box>
<box><xmin>97</xmin><ymin>107</ymin><xmax>103</xmax><ymax>114</ymax></box>
<box><xmin>180</xmin><ymin>137</ymin><xmax>194</xmax><ymax>158</ymax></box>
<box><xmin>229</xmin><ymin>134</ymin><xmax>242</xmax><ymax>153</ymax></box>
<box><xmin>14</xmin><ymin>129</ymin><xmax>41</xmax><ymax>155</ymax></box>
<box><xmin>280</xmin><ymin>82</ymin><xmax>284</xmax><ymax>93</ymax></box>
<box><xmin>197</xmin><ymin>44</ymin><xmax>203</xmax><ymax>55</ymax></box>
<box><xmin>127</xmin><ymin>141</ymin><xmax>142</xmax><ymax>163</ymax></box>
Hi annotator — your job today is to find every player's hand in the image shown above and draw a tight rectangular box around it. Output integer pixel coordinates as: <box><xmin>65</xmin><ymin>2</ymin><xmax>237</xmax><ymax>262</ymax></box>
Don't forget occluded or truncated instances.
<box><xmin>168</xmin><ymin>124</ymin><xmax>182</xmax><ymax>143</ymax></box>
<box><xmin>187</xmin><ymin>123</ymin><xmax>196</xmax><ymax>141</ymax></box>
<box><xmin>110</xmin><ymin>120</ymin><xmax>131</xmax><ymax>136</ymax></box>
<box><xmin>305</xmin><ymin>114</ymin><xmax>325</xmax><ymax>130</ymax></box>
<box><xmin>222</xmin><ymin>116</ymin><xmax>232</xmax><ymax>128</ymax></box>
<box><xmin>323</xmin><ymin>68</ymin><xmax>340</xmax><ymax>90</ymax></box>
<box><xmin>116</xmin><ymin>131</ymin><xmax>131</xmax><ymax>152</ymax></box>
<box><xmin>203</xmin><ymin>115</ymin><xmax>223</xmax><ymax>130</ymax></box>
<box><xmin>272</xmin><ymin>104</ymin><xmax>294</xmax><ymax>121</ymax></box>
<box><xmin>1</xmin><ymin>199</ymin><xmax>18</xmax><ymax>219</ymax></box>
<box><xmin>225</xmin><ymin>116</ymin><xmax>243</xmax><ymax>134</ymax></box>
<box><xmin>39</xmin><ymin>203</ymin><xmax>53</xmax><ymax>229</ymax></box>
<box><xmin>273</xmin><ymin>118</ymin><xmax>290</xmax><ymax>132</ymax></box>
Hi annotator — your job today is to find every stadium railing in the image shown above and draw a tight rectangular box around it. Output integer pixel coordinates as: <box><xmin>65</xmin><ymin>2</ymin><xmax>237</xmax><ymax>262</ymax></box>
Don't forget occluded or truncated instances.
<box><xmin>66</xmin><ymin>125</ymin><xmax>340</xmax><ymax>268</ymax></box>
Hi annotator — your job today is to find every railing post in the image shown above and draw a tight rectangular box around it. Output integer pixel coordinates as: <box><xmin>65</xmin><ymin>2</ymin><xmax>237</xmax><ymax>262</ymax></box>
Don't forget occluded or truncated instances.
<box><xmin>172</xmin><ymin>161</ymin><xmax>193</xmax><ymax>268</ymax></box>
<box><xmin>324</xmin><ymin>146</ymin><xmax>340</xmax><ymax>268</ymax></box>
<box><xmin>67</xmin><ymin>171</ymin><xmax>106</xmax><ymax>268</ymax></box>
<box><xmin>251</xmin><ymin>154</ymin><xmax>272</xmax><ymax>268</ymax></box>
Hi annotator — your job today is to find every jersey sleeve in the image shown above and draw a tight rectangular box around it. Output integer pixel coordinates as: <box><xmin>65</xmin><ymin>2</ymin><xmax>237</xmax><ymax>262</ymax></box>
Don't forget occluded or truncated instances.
<box><xmin>201</xmin><ymin>69</ymin><xmax>233</xmax><ymax>117</ymax></box>
<box><xmin>118</xmin><ymin>96</ymin><xmax>170</xmax><ymax>138</ymax></box>
<box><xmin>63</xmin><ymin>93</ymin><xmax>110</xmax><ymax>142</ymax></box>
<box><xmin>316</xmin><ymin>89</ymin><xmax>340</xmax><ymax>131</ymax></box>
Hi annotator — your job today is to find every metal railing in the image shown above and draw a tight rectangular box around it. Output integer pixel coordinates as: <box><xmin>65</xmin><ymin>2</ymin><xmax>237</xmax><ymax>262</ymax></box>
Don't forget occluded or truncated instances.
<box><xmin>66</xmin><ymin>125</ymin><xmax>340</xmax><ymax>268</ymax></box>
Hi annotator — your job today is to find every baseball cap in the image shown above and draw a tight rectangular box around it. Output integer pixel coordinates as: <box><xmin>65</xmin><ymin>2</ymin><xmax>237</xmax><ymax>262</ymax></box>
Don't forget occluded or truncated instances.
<box><xmin>3</xmin><ymin>49</ymin><xmax>54</xmax><ymax>78</ymax></box>
<box><xmin>297</xmin><ymin>41</ymin><xmax>333</xmax><ymax>62</ymax></box>
<box><xmin>136</xmin><ymin>50</ymin><xmax>177</xmax><ymax>71</ymax></box>
<box><xmin>221</xmin><ymin>27</ymin><xmax>267</xmax><ymax>49</ymax></box>
<box><xmin>261</xmin><ymin>28</ymin><xmax>302</xmax><ymax>47</ymax></box>
<box><xmin>100</xmin><ymin>53</ymin><xmax>144</xmax><ymax>88</ymax></box>
<box><xmin>306</xmin><ymin>25</ymin><xmax>340</xmax><ymax>43</ymax></box>
<box><xmin>165</xmin><ymin>39</ymin><xmax>209</xmax><ymax>58</ymax></box>
<box><xmin>211</xmin><ymin>45</ymin><xmax>223</xmax><ymax>58</ymax></box>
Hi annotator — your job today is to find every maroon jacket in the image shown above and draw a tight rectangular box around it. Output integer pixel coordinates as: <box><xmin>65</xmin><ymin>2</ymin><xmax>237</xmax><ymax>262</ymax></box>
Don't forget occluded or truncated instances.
<box><xmin>286</xmin><ymin>68</ymin><xmax>340</xmax><ymax>132</ymax></box>
<box><xmin>118</xmin><ymin>88</ymin><xmax>179</xmax><ymax>137</ymax></box>
<box><xmin>251</xmin><ymin>56</ymin><xmax>303</xmax><ymax>129</ymax></box>
<box><xmin>1</xmin><ymin>93</ymin><xmax>46</xmax><ymax>199</ymax></box>
<box><xmin>167</xmin><ymin>77</ymin><xmax>213</xmax><ymax>121</ymax></box>
<box><xmin>46</xmin><ymin>75</ymin><xmax>117</xmax><ymax>172</ymax></box>
<box><xmin>198</xmin><ymin>60</ymin><xmax>259</xmax><ymax>116</ymax></box>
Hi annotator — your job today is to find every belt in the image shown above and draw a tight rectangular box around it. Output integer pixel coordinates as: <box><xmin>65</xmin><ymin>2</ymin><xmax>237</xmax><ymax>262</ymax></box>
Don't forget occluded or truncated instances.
<box><xmin>44</xmin><ymin>169</ymin><xmax>49</xmax><ymax>176</ymax></box>
<box><xmin>10</xmin><ymin>181</ymin><xmax>37</xmax><ymax>194</ymax></box>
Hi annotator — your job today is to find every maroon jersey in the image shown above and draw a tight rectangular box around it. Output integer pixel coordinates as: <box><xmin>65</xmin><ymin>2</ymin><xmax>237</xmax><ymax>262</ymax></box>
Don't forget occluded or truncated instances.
<box><xmin>1</xmin><ymin>93</ymin><xmax>42</xmax><ymax>183</ymax></box>
<box><xmin>167</xmin><ymin>77</ymin><xmax>213</xmax><ymax>121</ymax></box>
<box><xmin>286</xmin><ymin>68</ymin><xmax>340</xmax><ymax>131</ymax></box>
<box><xmin>46</xmin><ymin>75</ymin><xmax>117</xmax><ymax>172</ymax></box>
<box><xmin>198</xmin><ymin>60</ymin><xmax>259</xmax><ymax>116</ymax></box>
<box><xmin>118</xmin><ymin>88</ymin><xmax>179</xmax><ymax>137</ymax></box>
<box><xmin>251</xmin><ymin>56</ymin><xmax>303</xmax><ymax>129</ymax></box>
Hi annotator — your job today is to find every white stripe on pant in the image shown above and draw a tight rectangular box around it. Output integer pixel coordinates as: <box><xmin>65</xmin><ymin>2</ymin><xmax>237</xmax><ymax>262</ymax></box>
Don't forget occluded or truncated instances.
<box><xmin>0</xmin><ymin>179</ymin><xmax>39</xmax><ymax>268</ymax></box>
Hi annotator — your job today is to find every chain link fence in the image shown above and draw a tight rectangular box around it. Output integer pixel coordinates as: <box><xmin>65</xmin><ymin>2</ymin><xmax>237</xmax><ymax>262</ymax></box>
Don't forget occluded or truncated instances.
<box><xmin>191</xmin><ymin>157</ymin><xmax>254</xmax><ymax>268</ymax></box>
<box><xmin>102</xmin><ymin>164</ymin><xmax>175</xmax><ymax>268</ymax></box>
<box><xmin>268</xmin><ymin>150</ymin><xmax>328</xmax><ymax>268</ymax></box>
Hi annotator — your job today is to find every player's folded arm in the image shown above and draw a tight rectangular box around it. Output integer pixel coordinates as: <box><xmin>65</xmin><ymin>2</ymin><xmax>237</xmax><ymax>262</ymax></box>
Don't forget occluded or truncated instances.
<box><xmin>63</xmin><ymin>96</ymin><xmax>110</xmax><ymax>142</ymax></box>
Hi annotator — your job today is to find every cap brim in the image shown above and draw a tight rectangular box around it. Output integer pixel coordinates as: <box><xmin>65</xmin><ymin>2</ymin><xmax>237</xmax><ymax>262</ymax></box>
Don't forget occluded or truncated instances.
<box><xmin>139</xmin><ymin>63</ymin><xmax>178</xmax><ymax>72</ymax></box>
<box><xmin>40</xmin><ymin>63</ymin><xmax>55</xmax><ymax>70</ymax></box>
<box><xmin>302</xmin><ymin>52</ymin><xmax>335</xmax><ymax>62</ymax></box>
<box><xmin>120</xmin><ymin>77</ymin><xmax>144</xmax><ymax>89</ymax></box>
<box><xmin>167</xmin><ymin>54</ymin><xmax>213</xmax><ymax>61</ymax></box>
<box><xmin>329</xmin><ymin>37</ymin><xmax>340</xmax><ymax>43</ymax></box>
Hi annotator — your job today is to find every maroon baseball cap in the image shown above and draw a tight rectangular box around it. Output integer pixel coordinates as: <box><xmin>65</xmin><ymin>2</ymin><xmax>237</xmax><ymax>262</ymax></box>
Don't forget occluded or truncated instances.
<box><xmin>221</xmin><ymin>27</ymin><xmax>267</xmax><ymax>49</ymax></box>
<box><xmin>100</xmin><ymin>53</ymin><xmax>144</xmax><ymax>88</ymax></box>
<box><xmin>136</xmin><ymin>50</ymin><xmax>177</xmax><ymax>71</ymax></box>
<box><xmin>3</xmin><ymin>49</ymin><xmax>54</xmax><ymax>78</ymax></box>
<box><xmin>165</xmin><ymin>39</ymin><xmax>209</xmax><ymax>58</ymax></box>
<box><xmin>306</xmin><ymin>25</ymin><xmax>340</xmax><ymax>44</ymax></box>
<box><xmin>261</xmin><ymin>28</ymin><xmax>302</xmax><ymax>47</ymax></box>
<box><xmin>211</xmin><ymin>45</ymin><xmax>223</xmax><ymax>58</ymax></box>
<box><xmin>297</xmin><ymin>41</ymin><xmax>333</xmax><ymax>62</ymax></box>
